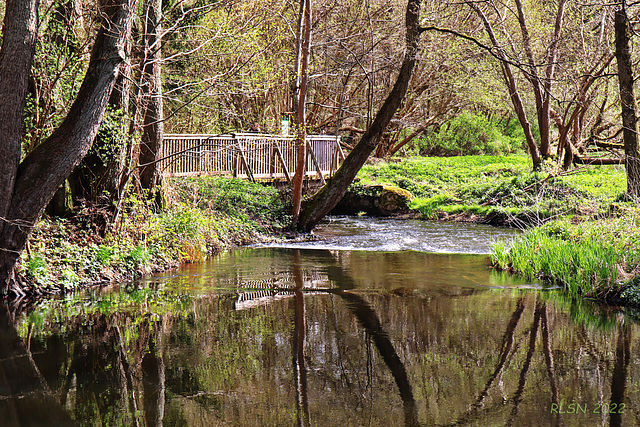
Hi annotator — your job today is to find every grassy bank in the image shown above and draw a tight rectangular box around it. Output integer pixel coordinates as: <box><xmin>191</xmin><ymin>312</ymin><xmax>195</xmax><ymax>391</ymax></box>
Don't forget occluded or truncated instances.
<box><xmin>356</xmin><ymin>155</ymin><xmax>626</xmax><ymax>226</ymax></box>
<box><xmin>20</xmin><ymin>177</ymin><xmax>291</xmax><ymax>295</ymax></box>
<box><xmin>355</xmin><ymin>155</ymin><xmax>640</xmax><ymax>303</ymax></box>
<box><xmin>492</xmin><ymin>217</ymin><xmax>640</xmax><ymax>303</ymax></box>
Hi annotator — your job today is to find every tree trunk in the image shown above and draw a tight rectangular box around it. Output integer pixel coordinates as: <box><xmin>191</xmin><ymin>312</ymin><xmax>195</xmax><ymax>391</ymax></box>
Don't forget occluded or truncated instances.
<box><xmin>514</xmin><ymin>0</ymin><xmax>566</xmax><ymax>159</ymax></box>
<box><xmin>139</xmin><ymin>0</ymin><xmax>164</xmax><ymax>201</ymax></box>
<box><xmin>71</xmin><ymin>54</ymin><xmax>133</xmax><ymax>205</ymax></box>
<box><xmin>297</xmin><ymin>0</ymin><xmax>422</xmax><ymax>232</ymax></box>
<box><xmin>615</xmin><ymin>5</ymin><xmax>640</xmax><ymax>197</ymax></box>
<box><xmin>541</xmin><ymin>0</ymin><xmax>567</xmax><ymax>157</ymax></box>
<box><xmin>514</xmin><ymin>0</ymin><xmax>546</xmax><ymax>155</ymax></box>
<box><xmin>0</xmin><ymin>0</ymin><xmax>39</xmax><ymax>222</ymax></box>
<box><xmin>470</xmin><ymin>3</ymin><xmax>542</xmax><ymax>170</ymax></box>
<box><xmin>291</xmin><ymin>0</ymin><xmax>312</xmax><ymax>224</ymax></box>
<box><xmin>0</xmin><ymin>0</ymin><xmax>137</xmax><ymax>295</ymax></box>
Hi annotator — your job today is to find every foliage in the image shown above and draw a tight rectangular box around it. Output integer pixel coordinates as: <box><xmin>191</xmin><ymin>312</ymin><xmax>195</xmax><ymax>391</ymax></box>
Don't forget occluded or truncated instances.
<box><xmin>168</xmin><ymin>176</ymin><xmax>291</xmax><ymax>228</ymax></box>
<box><xmin>82</xmin><ymin>105</ymin><xmax>129</xmax><ymax>169</ymax></box>
<box><xmin>23</xmin><ymin>0</ymin><xmax>91</xmax><ymax>153</ymax></box>
<box><xmin>19</xmin><ymin>177</ymin><xmax>290</xmax><ymax>292</ymax></box>
<box><xmin>410</xmin><ymin>112</ymin><xmax>525</xmax><ymax>156</ymax></box>
<box><xmin>164</xmin><ymin>0</ymin><xmax>294</xmax><ymax>133</ymax></box>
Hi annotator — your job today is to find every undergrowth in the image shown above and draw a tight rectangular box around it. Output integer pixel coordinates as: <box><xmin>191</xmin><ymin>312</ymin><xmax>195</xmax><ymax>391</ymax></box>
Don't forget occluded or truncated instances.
<box><xmin>21</xmin><ymin>177</ymin><xmax>290</xmax><ymax>293</ymax></box>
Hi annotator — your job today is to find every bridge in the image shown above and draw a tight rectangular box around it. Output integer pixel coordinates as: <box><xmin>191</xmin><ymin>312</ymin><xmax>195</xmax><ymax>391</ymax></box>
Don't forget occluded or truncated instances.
<box><xmin>161</xmin><ymin>133</ymin><xmax>345</xmax><ymax>183</ymax></box>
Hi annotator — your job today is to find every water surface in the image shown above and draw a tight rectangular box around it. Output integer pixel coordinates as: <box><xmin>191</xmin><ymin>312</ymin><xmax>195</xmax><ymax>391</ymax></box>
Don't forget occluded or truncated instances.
<box><xmin>3</xmin><ymin>217</ymin><xmax>638</xmax><ymax>426</ymax></box>
<box><xmin>260</xmin><ymin>215</ymin><xmax>520</xmax><ymax>253</ymax></box>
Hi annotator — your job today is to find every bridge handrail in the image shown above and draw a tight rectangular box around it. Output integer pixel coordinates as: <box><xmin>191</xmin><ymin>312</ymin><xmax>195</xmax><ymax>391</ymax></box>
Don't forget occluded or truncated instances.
<box><xmin>161</xmin><ymin>133</ymin><xmax>342</xmax><ymax>181</ymax></box>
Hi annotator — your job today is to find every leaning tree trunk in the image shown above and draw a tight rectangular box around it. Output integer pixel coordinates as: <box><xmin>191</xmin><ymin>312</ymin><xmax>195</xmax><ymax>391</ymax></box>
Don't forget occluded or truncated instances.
<box><xmin>297</xmin><ymin>0</ymin><xmax>422</xmax><ymax>232</ymax></box>
<box><xmin>71</xmin><ymin>54</ymin><xmax>133</xmax><ymax>205</ymax></box>
<box><xmin>138</xmin><ymin>0</ymin><xmax>164</xmax><ymax>202</ymax></box>
<box><xmin>0</xmin><ymin>0</ymin><xmax>137</xmax><ymax>296</ymax></box>
<box><xmin>615</xmin><ymin>4</ymin><xmax>640</xmax><ymax>197</ymax></box>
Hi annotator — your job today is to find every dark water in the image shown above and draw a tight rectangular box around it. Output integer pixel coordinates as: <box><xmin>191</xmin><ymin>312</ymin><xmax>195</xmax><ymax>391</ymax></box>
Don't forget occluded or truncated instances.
<box><xmin>2</xmin><ymin>218</ymin><xmax>638</xmax><ymax>426</ymax></box>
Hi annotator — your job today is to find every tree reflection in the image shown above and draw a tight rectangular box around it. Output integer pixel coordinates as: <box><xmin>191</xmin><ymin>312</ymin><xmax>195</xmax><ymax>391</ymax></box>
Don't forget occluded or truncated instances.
<box><xmin>323</xmin><ymin>253</ymin><xmax>419</xmax><ymax>426</ymax></box>
<box><xmin>2</xmin><ymin>248</ymin><xmax>639</xmax><ymax>425</ymax></box>
<box><xmin>609</xmin><ymin>320</ymin><xmax>631</xmax><ymax>427</ymax></box>
<box><xmin>334</xmin><ymin>290</ymin><xmax>419</xmax><ymax>427</ymax></box>
<box><xmin>142</xmin><ymin>318</ymin><xmax>166</xmax><ymax>427</ymax></box>
<box><xmin>448</xmin><ymin>297</ymin><xmax>525</xmax><ymax>426</ymax></box>
<box><xmin>540</xmin><ymin>302</ymin><xmax>560</xmax><ymax>426</ymax></box>
<box><xmin>292</xmin><ymin>250</ymin><xmax>311</xmax><ymax>427</ymax></box>
<box><xmin>506</xmin><ymin>299</ymin><xmax>542</xmax><ymax>426</ymax></box>
<box><xmin>0</xmin><ymin>301</ymin><xmax>77</xmax><ymax>426</ymax></box>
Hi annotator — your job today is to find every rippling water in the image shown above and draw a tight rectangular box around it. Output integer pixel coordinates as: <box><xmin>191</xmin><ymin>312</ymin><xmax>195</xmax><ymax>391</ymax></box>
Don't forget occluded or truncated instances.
<box><xmin>260</xmin><ymin>215</ymin><xmax>521</xmax><ymax>253</ymax></box>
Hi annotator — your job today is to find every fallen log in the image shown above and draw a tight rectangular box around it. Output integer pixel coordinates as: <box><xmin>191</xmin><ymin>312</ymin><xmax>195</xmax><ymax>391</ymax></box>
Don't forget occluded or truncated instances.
<box><xmin>574</xmin><ymin>157</ymin><xmax>624</xmax><ymax>165</ymax></box>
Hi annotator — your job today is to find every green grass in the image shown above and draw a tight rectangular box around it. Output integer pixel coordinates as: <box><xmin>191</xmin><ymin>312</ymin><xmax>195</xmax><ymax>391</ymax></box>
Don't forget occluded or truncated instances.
<box><xmin>492</xmin><ymin>217</ymin><xmax>640</xmax><ymax>301</ymax></box>
<box><xmin>356</xmin><ymin>155</ymin><xmax>628</xmax><ymax>225</ymax></box>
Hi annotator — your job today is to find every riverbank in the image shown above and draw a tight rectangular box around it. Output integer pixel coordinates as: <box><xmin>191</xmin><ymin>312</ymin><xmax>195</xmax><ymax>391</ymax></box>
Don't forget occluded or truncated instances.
<box><xmin>354</xmin><ymin>155</ymin><xmax>640</xmax><ymax>305</ymax></box>
<box><xmin>20</xmin><ymin>154</ymin><xmax>640</xmax><ymax>305</ymax></box>
<box><xmin>18</xmin><ymin>177</ymin><xmax>292</xmax><ymax>296</ymax></box>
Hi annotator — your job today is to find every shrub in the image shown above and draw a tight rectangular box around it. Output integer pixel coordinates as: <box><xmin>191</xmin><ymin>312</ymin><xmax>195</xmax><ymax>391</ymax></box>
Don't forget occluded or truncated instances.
<box><xmin>414</xmin><ymin>112</ymin><xmax>524</xmax><ymax>156</ymax></box>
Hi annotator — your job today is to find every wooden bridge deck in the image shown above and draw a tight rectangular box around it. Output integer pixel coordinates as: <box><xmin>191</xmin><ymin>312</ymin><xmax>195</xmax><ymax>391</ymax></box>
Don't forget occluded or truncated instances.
<box><xmin>161</xmin><ymin>133</ymin><xmax>344</xmax><ymax>182</ymax></box>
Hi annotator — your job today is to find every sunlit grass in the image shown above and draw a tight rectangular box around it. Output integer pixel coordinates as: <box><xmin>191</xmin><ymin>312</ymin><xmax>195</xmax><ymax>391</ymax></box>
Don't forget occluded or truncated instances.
<box><xmin>492</xmin><ymin>217</ymin><xmax>640</xmax><ymax>300</ymax></box>
<box><xmin>358</xmin><ymin>155</ymin><xmax>628</xmax><ymax>226</ymax></box>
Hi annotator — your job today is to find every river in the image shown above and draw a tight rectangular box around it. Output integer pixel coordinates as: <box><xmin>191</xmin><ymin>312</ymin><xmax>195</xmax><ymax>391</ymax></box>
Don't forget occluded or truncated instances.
<box><xmin>1</xmin><ymin>217</ymin><xmax>637</xmax><ymax>426</ymax></box>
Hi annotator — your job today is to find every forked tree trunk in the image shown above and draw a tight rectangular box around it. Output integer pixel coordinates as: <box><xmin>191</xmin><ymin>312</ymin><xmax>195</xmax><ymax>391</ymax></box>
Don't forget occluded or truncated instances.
<box><xmin>297</xmin><ymin>0</ymin><xmax>422</xmax><ymax>232</ymax></box>
<box><xmin>514</xmin><ymin>0</ymin><xmax>566</xmax><ymax>159</ymax></box>
<box><xmin>0</xmin><ymin>0</ymin><xmax>137</xmax><ymax>295</ymax></box>
<box><xmin>469</xmin><ymin>2</ymin><xmax>542</xmax><ymax>170</ymax></box>
<box><xmin>615</xmin><ymin>5</ymin><xmax>640</xmax><ymax>197</ymax></box>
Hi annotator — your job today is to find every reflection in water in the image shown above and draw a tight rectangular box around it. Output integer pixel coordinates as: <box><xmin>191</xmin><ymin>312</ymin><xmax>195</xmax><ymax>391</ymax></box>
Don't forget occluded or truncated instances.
<box><xmin>336</xmin><ymin>291</ymin><xmax>419</xmax><ymax>427</ymax></box>
<box><xmin>3</xmin><ymin>247</ymin><xmax>640</xmax><ymax>426</ymax></box>
<box><xmin>0</xmin><ymin>302</ymin><xmax>78</xmax><ymax>426</ymax></box>
<box><xmin>322</xmin><ymin>250</ymin><xmax>418</xmax><ymax>426</ymax></box>
<box><xmin>609</xmin><ymin>322</ymin><xmax>631</xmax><ymax>427</ymax></box>
<box><xmin>142</xmin><ymin>318</ymin><xmax>166</xmax><ymax>427</ymax></box>
<box><xmin>292</xmin><ymin>251</ymin><xmax>310</xmax><ymax>427</ymax></box>
<box><xmin>508</xmin><ymin>299</ymin><xmax>541</xmax><ymax>426</ymax></box>
<box><xmin>540</xmin><ymin>303</ymin><xmax>560</xmax><ymax>424</ymax></box>
<box><xmin>457</xmin><ymin>298</ymin><xmax>525</xmax><ymax>423</ymax></box>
